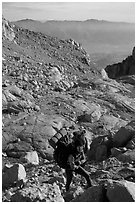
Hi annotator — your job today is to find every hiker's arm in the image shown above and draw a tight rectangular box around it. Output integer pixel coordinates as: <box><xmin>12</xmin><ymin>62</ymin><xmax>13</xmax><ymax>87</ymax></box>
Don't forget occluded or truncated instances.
<box><xmin>75</xmin><ymin>152</ymin><xmax>86</xmax><ymax>165</ymax></box>
<box><xmin>67</xmin><ymin>155</ymin><xmax>78</xmax><ymax>170</ymax></box>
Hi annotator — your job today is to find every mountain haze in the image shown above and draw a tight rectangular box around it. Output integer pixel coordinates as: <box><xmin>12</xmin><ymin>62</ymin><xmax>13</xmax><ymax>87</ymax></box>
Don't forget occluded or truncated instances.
<box><xmin>13</xmin><ymin>19</ymin><xmax>134</xmax><ymax>52</ymax></box>
<box><xmin>13</xmin><ymin>19</ymin><xmax>135</xmax><ymax>68</ymax></box>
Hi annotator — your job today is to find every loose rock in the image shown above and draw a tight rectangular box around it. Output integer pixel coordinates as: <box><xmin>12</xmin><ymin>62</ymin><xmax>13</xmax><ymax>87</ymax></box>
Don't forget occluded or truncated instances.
<box><xmin>11</xmin><ymin>183</ymin><xmax>64</xmax><ymax>202</ymax></box>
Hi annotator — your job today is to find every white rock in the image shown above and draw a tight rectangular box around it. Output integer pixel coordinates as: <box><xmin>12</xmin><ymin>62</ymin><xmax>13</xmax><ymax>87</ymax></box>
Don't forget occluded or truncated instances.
<box><xmin>101</xmin><ymin>69</ymin><xmax>109</xmax><ymax>80</ymax></box>
<box><xmin>21</xmin><ymin>151</ymin><xmax>39</xmax><ymax>165</ymax></box>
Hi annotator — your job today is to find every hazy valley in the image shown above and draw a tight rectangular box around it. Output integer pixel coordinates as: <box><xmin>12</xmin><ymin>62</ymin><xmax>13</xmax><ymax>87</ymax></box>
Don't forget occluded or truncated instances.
<box><xmin>14</xmin><ymin>19</ymin><xmax>135</xmax><ymax>69</ymax></box>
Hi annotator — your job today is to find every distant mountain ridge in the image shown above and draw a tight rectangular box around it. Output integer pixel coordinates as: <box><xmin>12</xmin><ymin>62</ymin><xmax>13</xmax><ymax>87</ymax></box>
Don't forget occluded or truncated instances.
<box><xmin>13</xmin><ymin>18</ymin><xmax>134</xmax><ymax>24</ymax></box>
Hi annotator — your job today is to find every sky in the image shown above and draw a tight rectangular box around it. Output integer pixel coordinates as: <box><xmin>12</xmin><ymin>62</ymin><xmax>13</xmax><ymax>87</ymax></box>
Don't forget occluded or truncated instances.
<box><xmin>2</xmin><ymin>2</ymin><xmax>135</xmax><ymax>23</ymax></box>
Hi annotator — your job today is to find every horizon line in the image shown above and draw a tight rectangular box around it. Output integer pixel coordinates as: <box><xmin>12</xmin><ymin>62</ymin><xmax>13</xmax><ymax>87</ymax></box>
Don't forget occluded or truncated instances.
<box><xmin>11</xmin><ymin>17</ymin><xmax>135</xmax><ymax>24</ymax></box>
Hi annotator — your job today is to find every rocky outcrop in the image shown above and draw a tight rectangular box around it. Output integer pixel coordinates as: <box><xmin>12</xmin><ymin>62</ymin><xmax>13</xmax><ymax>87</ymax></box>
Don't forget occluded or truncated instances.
<box><xmin>2</xmin><ymin>16</ymin><xmax>15</xmax><ymax>41</ymax></box>
<box><xmin>105</xmin><ymin>47</ymin><xmax>135</xmax><ymax>79</ymax></box>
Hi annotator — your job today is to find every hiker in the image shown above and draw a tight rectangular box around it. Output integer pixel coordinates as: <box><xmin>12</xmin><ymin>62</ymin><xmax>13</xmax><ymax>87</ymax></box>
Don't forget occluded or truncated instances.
<box><xmin>50</xmin><ymin>128</ymin><xmax>92</xmax><ymax>191</ymax></box>
<box><xmin>64</xmin><ymin>130</ymin><xmax>92</xmax><ymax>191</ymax></box>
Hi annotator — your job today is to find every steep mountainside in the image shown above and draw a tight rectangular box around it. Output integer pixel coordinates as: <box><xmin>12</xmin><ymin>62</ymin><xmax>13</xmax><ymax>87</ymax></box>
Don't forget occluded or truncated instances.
<box><xmin>2</xmin><ymin>17</ymin><xmax>135</xmax><ymax>202</ymax></box>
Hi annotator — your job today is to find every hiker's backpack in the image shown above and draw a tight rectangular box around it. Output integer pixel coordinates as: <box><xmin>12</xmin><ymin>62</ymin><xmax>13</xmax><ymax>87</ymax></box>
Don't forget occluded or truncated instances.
<box><xmin>53</xmin><ymin>134</ymin><xmax>73</xmax><ymax>168</ymax></box>
<box><xmin>48</xmin><ymin>128</ymin><xmax>73</xmax><ymax>168</ymax></box>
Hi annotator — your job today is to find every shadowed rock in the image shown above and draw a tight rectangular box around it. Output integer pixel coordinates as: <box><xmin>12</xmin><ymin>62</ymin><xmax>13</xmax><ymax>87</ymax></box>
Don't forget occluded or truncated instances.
<box><xmin>105</xmin><ymin>47</ymin><xmax>135</xmax><ymax>79</ymax></box>
<box><xmin>3</xmin><ymin>163</ymin><xmax>26</xmax><ymax>188</ymax></box>
<box><xmin>72</xmin><ymin>185</ymin><xmax>105</xmax><ymax>202</ymax></box>
<box><xmin>107</xmin><ymin>180</ymin><xmax>135</xmax><ymax>202</ymax></box>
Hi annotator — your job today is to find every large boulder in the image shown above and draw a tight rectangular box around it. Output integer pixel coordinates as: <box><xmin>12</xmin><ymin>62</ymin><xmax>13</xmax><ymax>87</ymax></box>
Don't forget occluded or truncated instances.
<box><xmin>112</xmin><ymin>122</ymin><xmax>135</xmax><ymax>147</ymax></box>
<box><xmin>2</xmin><ymin>163</ymin><xmax>26</xmax><ymax>188</ymax></box>
<box><xmin>72</xmin><ymin>185</ymin><xmax>104</xmax><ymax>202</ymax></box>
<box><xmin>87</xmin><ymin>135</ymin><xmax>112</xmax><ymax>162</ymax></box>
<box><xmin>107</xmin><ymin>180</ymin><xmax>135</xmax><ymax>202</ymax></box>
<box><xmin>11</xmin><ymin>183</ymin><xmax>64</xmax><ymax>202</ymax></box>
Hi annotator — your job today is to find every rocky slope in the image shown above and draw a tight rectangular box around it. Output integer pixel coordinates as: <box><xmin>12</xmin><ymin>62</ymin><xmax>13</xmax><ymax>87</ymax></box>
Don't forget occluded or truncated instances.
<box><xmin>2</xmin><ymin>17</ymin><xmax>135</xmax><ymax>202</ymax></box>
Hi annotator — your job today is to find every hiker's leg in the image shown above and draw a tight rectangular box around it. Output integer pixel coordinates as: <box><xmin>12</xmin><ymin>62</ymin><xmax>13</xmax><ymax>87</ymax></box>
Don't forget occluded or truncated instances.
<box><xmin>75</xmin><ymin>166</ymin><xmax>92</xmax><ymax>187</ymax></box>
<box><xmin>65</xmin><ymin>169</ymin><xmax>73</xmax><ymax>191</ymax></box>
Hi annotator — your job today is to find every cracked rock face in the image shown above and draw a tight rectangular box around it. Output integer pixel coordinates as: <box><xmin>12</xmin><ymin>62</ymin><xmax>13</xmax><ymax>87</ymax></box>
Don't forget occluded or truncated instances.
<box><xmin>2</xmin><ymin>17</ymin><xmax>135</xmax><ymax>202</ymax></box>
